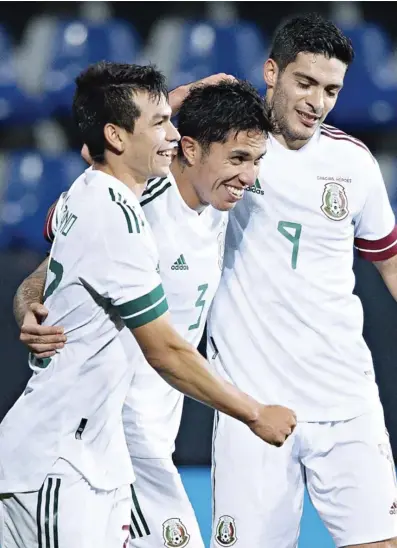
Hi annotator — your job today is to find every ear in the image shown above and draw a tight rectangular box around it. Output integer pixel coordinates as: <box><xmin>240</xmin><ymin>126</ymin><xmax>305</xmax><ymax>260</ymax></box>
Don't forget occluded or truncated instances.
<box><xmin>263</xmin><ymin>58</ymin><xmax>279</xmax><ymax>89</ymax></box>
<box><xmin>180</xmin><ymin>136</ymin><xmax>199</xmax><ymax>166</ymax></box>
<box><xmin>103</xmin><ymin>123</ymin><xmax>125</xmax><ymax>153</ymax></box>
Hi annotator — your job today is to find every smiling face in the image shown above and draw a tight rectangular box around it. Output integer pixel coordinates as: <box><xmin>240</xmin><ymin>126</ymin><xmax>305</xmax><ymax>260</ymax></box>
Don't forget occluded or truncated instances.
<box><xmin>124</xmin><ymin>91</ymin><xmax>180</xmax><ymax>178</ymax></box>
<box><xmin>181</xmin><ymin>129</ymin><xmax>267</xmax><ymax>211</ymax></box>
<box><xmin>104</xmin><ymin>90</ymin><xmax>180</xmax><ymax>180</ymax></box>
<box><xmin>264</xmin><ymin>52</ymin><xmax>347</xmax><ymax>148</ymax></box>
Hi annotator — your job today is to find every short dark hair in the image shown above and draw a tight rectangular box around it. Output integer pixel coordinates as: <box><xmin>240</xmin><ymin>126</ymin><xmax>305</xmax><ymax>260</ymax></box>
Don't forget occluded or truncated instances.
<box><xmin>73</xmin><ymin>61</ymin><xmax>168</xmax><ymax>162</ymax></box>
<box><xmin>177</xmin><ymin>79</ymin><xmax>271</xmax><ymax>158</ymax></box>
<box><xmin>269</xmin><ymin>13</ymin><xmax>354</xmax><ymax>72</ymax></box>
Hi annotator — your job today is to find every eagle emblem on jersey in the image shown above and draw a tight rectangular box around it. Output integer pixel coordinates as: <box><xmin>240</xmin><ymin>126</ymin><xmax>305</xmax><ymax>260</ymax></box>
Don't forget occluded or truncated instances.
<box><xmin>162</xmin><ymin>518</ymin><xmax>190</xmax><ymax>547</ymax></box>
<box><xmin>215</xmin><ymin>516</ymin><xmax>237</xmax><ymax>546</ymax></box>
<box><xmin>217</xmin><ymin>221</ymin><xmax>227</xmax><ymax>270</ymax></box>
<box><xmin>321</xmin><ymin>183</ymin><xmax>349</xmax><ymax>221</ymax></box>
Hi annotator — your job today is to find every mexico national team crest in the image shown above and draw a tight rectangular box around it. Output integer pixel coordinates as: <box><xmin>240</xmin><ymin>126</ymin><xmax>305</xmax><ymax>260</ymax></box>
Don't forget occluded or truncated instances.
<box><xmin>215</xmin><ymin>515</ymin><xmax>237</xmax><ymax>546</ymax></box>
<box><xmin>321</xmin><ymin>182</ymin><xmax>349</xmax><ymax>221</ymax></box>
<box><xmin>217</xmin><ymin>222</ymin><xmax>227</xmax><ymax>270</ymax></box>
<box><xmin>162</xmin><ymin>518</ymin><xmax>190</xmax><ymax>547</ymax></box>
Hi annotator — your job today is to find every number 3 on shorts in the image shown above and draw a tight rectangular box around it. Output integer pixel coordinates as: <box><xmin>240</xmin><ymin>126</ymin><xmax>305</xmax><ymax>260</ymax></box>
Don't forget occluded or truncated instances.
<box><xmin>277</xmin><ymin>221</ymin><xmax>302</xmax><ymax>270</ymax></box>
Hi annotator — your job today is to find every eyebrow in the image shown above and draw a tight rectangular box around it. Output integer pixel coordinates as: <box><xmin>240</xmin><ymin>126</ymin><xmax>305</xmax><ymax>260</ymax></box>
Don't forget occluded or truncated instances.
<box><xmin>151</xmin><ymin>113</ymin><xmax>171</xmax><ymax>122</ymax></box>
<box><xmin>230</xmin><ymin>149</ymin><xmax>267</xmax><ymax>160</ymax></box>
<box><xmin>293</xmin><ymin>71</ymin><xmax>343</xmax><ymax>89</ymax></box>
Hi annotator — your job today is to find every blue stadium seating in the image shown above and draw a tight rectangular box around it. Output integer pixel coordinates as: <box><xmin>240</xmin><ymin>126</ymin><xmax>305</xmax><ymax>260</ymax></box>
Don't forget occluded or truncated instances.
<box><xmin>43</xmin><ymin>19</ymin><xmax>141</xmax><ymax>115</ymax></box>
<box><xmin>0</xmin><ymin>25</ymin><xmax>44</xmax><ymax>125</ymax></box>
<box><xmin>331</xmin><ymin>23</ymin><xmax>397</xmax><ymax>129</ymax></box>
<box><xmin>171</xmin><ymin>21</ymin><xmax>267</xmax><ymax>92</ymax></box>
<box><xmin>0</xmin><ymin>151</ymin><xmax>85</xmax><ymax>251</ymax></box>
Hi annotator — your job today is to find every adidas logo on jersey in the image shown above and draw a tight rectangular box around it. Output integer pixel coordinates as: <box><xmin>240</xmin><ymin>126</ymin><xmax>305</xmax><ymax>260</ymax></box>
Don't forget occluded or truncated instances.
<box><xmin>171</xmin><ymin>254</ymin><xmax>189</xmax><ymax>270</ymax></box>
<box><xmin>390</xmin><ymin>501</ymin><xmax>397</xmax><ymax>515</ymax></box>
<box><xmin>246</xmin><ymin>179</ymin><xmax>264</xmax><ymax>195</ymax></box>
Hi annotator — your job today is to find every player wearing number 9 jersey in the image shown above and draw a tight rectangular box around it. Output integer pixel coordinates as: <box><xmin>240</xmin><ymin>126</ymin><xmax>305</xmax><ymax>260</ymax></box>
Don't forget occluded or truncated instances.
<box><xmin>208</xmin><ymin>14</ymin><xmax>397</xmax><ymax>548</ymax></box>
<box><xmin>12</xmin><ymin>80</ymin><xmax>272</xmax><ymax>548</ymax></box>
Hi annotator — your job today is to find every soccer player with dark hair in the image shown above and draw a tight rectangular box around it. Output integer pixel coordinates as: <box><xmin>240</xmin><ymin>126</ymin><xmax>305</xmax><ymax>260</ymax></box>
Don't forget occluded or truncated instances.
<box><xmin>208</xmin><ymin>14</ymin><xmax>397</xmax><ymax>548</ymax></box>
<box><xmin>6</xmin><ymin>68</ymin><xmax>291</xmax><ymax>548</ymax></box>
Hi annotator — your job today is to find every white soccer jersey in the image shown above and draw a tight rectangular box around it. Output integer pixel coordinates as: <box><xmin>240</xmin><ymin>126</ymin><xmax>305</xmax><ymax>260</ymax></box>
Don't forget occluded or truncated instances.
<box><xmin>45</xmin><ymin>171</ymin><xmax>228</xmax><ymax>458</ymax></box>
<box><xmin>124</xmin><ymin>173</ymin><xmax>228</xmax><ymax>457</ymax></box>
<box><xmin>0</xmin><ymin>169</ymin><xmax>168</xmax><ymax>493</ymax></box>
<box><xmin>208</xmin><ymin>125</ymin><xmax>397</xmax><ymax>422</ymax></box>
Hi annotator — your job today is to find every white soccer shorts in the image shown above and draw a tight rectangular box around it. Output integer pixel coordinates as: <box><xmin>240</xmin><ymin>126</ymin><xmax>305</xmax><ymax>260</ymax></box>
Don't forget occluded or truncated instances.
<box><xmin>129</xmin><ymin>456</ymin><xmax>204</xmax><ymax>548</ymax></box>
<box><xmin>211</xmin><ymin>406</ymin><xmax>397</xmax><ymax>547</ymax></box>
<box><xmin>0</xmin><ymin>458</ymin><xmax>132</xmax><ymax>548</ymax></box>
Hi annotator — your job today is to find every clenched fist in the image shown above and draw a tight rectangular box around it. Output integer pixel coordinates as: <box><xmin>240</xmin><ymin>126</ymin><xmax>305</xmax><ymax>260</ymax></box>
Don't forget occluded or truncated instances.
<box><xmin>248</xmin><ymin>405</ymin><xmax>297</xmax><ymax>447</ymax></box>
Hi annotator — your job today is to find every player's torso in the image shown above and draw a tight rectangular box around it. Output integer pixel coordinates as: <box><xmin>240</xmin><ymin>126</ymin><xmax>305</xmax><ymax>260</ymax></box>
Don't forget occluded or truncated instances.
<box><xmin>0</xmin><ymin>174</ymin><xmax>158</xmax><ymax>489</ymax></box>
<box><xmin>123</xmin><ymin>174</ymin><xmax>227</xmax><ymax>458</ymax></box>
<box><xmin>209</xmin><ymin>129</ymin><xmax>379</xmax><ymax>421</ymax></box>
<box><xmin>142</xmin><ymin>175</ymin><xmax>227</xmax><ymax>347</ymax></box>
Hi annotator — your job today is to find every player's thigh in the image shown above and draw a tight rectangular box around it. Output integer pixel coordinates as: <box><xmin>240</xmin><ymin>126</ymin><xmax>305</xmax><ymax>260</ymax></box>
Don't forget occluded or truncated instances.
<box><xmin>129</xmin><ymin>456</ymin><xmax>204</xmax><ymax>548</ymax></box>
<box><xmin>0</xmin><ymin>475</ymin><xmax>106</xmax><ymax>548</ymax></box>
<box><xmin>0</xmin><ymin>491</ymin><xmax>41</xmax><ymax>548</ymax></box>
<box><xmin>212</xmin><ymin>411</ymin><xmax>304</xmax><ymax>548</ymax></box>
<box><xmin>105</xmin><ymin>484</ymin><xmax>132</xmax><ymax>548</ymax></box>
<box><xmin>305</xmin><ymin>407</ymin><xmax>397</xmax><ymax>548</ymax></box>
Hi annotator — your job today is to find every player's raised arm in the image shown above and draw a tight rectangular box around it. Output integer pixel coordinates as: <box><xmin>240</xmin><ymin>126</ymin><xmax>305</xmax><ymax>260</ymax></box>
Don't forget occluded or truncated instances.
<box><xmin>168</xmin><ymin>73</ymin><xmax>235</xmax><ymax>116</ymax></box>
<box><xmin>131</xmin><ymin>313</ymin><xmax>296</xmax><ymax>447</ymax></box>
<box><xmin>353</xmin><ymin>156</ymin><xmax>397</xmax><ymax>297</ymax></box>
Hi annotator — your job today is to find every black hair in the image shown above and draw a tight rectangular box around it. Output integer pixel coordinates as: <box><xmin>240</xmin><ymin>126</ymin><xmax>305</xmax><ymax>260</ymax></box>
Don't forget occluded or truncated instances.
<box><xmin>177</xmin><ymin>79</ymin><xmax>271</xmax><ymax>158</ymax></box>
<box><xmin>269</xmin><ymin>13</ymin><xmax>354</xmax><ymax>72</ymax></box>
<box><xmin>73</xmin><ymin>61</ymin><xmax>168</xmax><ymax>162</ymax></box>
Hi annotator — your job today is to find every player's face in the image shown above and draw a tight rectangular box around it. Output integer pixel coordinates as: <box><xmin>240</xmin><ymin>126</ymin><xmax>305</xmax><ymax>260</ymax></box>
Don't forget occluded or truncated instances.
<box><xmin>192</xmin><ymin>130</ymin><xmax>267</xmax><ymax>211</ymax></box>
<box><xmin>125</xmin><ymin>91</ymin><xmax>180</xmax><ymax>179</ymax></box>
<box><xmin>265</xmin><ymin>53</ymin><xmax>346</xmax><ymax>145</ymax></box>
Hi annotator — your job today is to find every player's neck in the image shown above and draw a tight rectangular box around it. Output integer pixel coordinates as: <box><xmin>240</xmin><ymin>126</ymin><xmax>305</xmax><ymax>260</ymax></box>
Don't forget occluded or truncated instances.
<box><xmin>171</xmin><ymin>159</ymin><xmax>207</xmax><ymax>214</ymax></box>
<box><xmin>272</xmin><ymin>132</ymin><xmax>310</xmax><ymax>151</ymax></box>
<box><xmin>93</xmin><ymin>163</ymin><xmax>147</xmax><ymax>198</ymax></box>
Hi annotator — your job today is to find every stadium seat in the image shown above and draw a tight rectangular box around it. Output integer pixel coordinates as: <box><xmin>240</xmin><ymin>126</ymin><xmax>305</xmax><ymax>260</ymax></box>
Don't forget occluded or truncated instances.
<box><xmin>0</xmin><ymin>151</ymin><xmax>85</xmax><ymax>251</ymax></box>
<box><xmin>43</xmin><ymin>19</ymin><xmax>141</xmax><ymax>115</ymax></box>
<box><xmin>330</xmin><ymin>23</ymin><xmax>397</xmax><ymax>129</ymax></box>
<box><xmin>170</xmin><ymin>21</ymin><xmax>267</xmax><ymax>93</ymax></box>
<box><xmin>0</xmin><ymin>25</ymin><xmax>44</xmax><ymax>125</ymax></box>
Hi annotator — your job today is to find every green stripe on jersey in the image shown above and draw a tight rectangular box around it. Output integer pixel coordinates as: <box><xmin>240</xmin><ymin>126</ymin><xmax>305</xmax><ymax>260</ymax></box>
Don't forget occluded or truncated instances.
<box><xmin>124</xmin><ymin>203</ymin><xmax>141</xmax><ymax>233</ymax></box>
<box><xmin>123</xmin><ymin>296</ymin><xmax>168</xmax><ymax>329</ymax></box>
<box><xmin>131</xmin><ymin>485</ymin><xmax>150</xmax><ymax>535</ymax></box>
<box><xmin>140</xmin><ymin>181</ymin><xmax>172</xmax><ymax>206</ymax></box>
<box><xmin>117</xmin><ymin>284</ymin><xmax>165</xmax><ymax>318</ymax></box>
<box><xmin>142</xmin><ymin>177</ymin><xmax>167</xmax><ymax>196</ymax></box>
<box><xmin>53</xmin><ymin>479</ymin><xmax>61</xmax><ymax>548</ymax></box>
<box><xmin>109</xmin><ymin>188</ymin><xmax>134</xmax><ymax>233</ymax></box>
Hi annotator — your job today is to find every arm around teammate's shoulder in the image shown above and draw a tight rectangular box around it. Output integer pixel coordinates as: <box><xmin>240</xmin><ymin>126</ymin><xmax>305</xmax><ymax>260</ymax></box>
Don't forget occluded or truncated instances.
<box><xmin>131</xmin><ymin>313</ymin><xmax>297</xmax><ymax>447</ymax></box>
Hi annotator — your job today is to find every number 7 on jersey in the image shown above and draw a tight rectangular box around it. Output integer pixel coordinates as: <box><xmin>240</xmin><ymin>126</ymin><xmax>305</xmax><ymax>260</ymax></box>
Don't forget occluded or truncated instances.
<box><xmin>277</xmin><ymin>221</ymin><xmax>302</xmax><ymax>270</ymax></box>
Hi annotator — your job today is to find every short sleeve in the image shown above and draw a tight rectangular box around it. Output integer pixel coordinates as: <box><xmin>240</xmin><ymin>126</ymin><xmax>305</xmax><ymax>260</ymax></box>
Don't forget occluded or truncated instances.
<box><xmin>353</xmin><ymin>159</ymin><xmax>397</xmax><ymax>261</ymax></box>
<box><xmin>86</xmin><ymin>192</ymin><xmax>168</xmax><ymax>329</ymax></box>
<box><xmin>43</xmin><ymin>193</ymin><xmax>67</xmax><ymax>243</ymax></box>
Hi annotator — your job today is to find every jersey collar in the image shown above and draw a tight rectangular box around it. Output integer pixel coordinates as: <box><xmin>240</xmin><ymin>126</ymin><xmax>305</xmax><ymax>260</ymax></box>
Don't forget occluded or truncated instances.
<box><xmin>85</xmin><ymin>167</ymin><xmax>140</xmax><ymax>204</ymax></box>
<box><xmin>268</xmin><ymin>127</ymin><xmax>321</xmax><ymax>155</ymax></box>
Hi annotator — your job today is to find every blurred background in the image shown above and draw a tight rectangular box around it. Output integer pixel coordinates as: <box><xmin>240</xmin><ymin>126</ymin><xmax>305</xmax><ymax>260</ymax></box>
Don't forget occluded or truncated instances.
<box><xmin>0</xmin><ymin>2</ymin><xmax>397</xmax><ymax>546</ymax></box>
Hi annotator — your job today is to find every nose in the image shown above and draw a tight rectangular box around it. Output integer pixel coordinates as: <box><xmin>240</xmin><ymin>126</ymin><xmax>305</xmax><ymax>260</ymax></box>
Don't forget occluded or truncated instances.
<box><xmin>307</xmin><ymin>87</ymin><xmax>324</xmax><ymax>114</ymax></box>
<box><xmin>238</xmin><ymin>164</ymin><xmax>258</xmax><ymax>188</ymax></box>
<box><xmin>167</xmin><ymin>121</ymin><xmax>181</xmax><ymax>143</ymax></box>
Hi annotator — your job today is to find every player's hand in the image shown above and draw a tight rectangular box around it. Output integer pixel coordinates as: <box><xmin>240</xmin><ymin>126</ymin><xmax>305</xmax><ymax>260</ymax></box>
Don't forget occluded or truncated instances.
<box><xmin>81</xmin><ymin>144</ymin><xmax>93</xmax><ymax>166</ymax></box>
<box><xmin>20</xmin><ymin>303</ymin><xmax>66</xmax><ymax>358</ymax></box>
<box><xmin>249</xmin><ymin>405</ymin><xmax>297</xmax><ymax>447</ymax></box>
<box><xmin>169</xmin><ymin>73</ymin><xmax>236</xmax><ymax>115</ymax></box>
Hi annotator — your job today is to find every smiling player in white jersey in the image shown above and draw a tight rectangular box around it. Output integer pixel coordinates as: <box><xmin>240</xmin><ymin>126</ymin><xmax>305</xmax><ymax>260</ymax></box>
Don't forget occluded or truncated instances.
<box><xmin>208</xmin><ymin>14</ymin><xmax>397</xmax><ymax>548</ymax></box>
<box><xmin>13</xmin><ymin>80</ymin><xmax>274</xmax><ymax>547</ymax></box>
<box><xmin>0</xmin><ymin>63</ymin><xmax>296</xmax><ymax>548</ymax></box>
